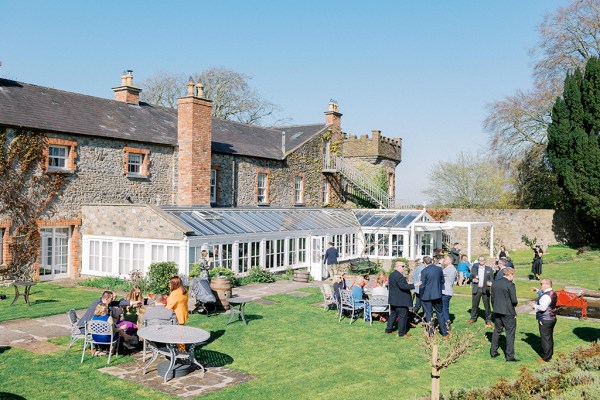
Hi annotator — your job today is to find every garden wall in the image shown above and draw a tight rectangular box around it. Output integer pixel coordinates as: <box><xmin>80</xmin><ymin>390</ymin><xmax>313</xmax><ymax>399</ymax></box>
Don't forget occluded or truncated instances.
<box><xmin>446</xmin><ymin>208</ymin><xmax>584</xmax><ymax>255</ymax></box>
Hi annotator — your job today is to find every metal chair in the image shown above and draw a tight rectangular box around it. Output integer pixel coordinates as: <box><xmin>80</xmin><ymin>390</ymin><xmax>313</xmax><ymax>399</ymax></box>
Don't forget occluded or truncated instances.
<box><xmin>338</xmin><ymin>289</ymin><xmax>365</xmax><ymax>325</ymax></box>
<box><xmin>81</xmin><ymin>319</ymin><xmax>120</xmax><ymax>365</ymax></box>
<box><xmin>65</xmin><ymin>309</ymin><xmax>85</xmax><ymax>354</ymax></box>
<box><xmin>141</xmin><ymin>317</ymin><xmax>176</xmax><ymax>362</ymax></box>
<box><xmin>320</xmin><ymin>284</ymin><xmax>336</xmax><ymax>311</ymax></box>
<box><xmin>367</xmin><ymin>294</ymin><xmax>390</xmax><ymax>326</ymax></box>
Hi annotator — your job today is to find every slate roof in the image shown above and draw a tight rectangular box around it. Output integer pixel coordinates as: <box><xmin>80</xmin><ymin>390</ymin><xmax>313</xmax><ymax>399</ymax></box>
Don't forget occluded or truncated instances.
<box><xmin>0</xmin><ymin>78</ymin><xmax>328</xmax><ymax>160</ymax></box>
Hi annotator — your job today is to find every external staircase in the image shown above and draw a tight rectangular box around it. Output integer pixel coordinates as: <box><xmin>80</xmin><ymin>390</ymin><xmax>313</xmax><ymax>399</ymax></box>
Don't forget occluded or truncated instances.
<box><xmin>323</xmin><ymin>155</ymin><xmax>397</xmax><ymax>209</ymax></box>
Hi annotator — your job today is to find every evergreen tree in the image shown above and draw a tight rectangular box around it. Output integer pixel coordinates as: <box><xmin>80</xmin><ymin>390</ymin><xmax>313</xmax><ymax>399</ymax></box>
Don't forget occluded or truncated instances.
<box><xmin>547</xmin><ymin>57</ymin><xmax>600</xmax><ymax>237</ymax></box>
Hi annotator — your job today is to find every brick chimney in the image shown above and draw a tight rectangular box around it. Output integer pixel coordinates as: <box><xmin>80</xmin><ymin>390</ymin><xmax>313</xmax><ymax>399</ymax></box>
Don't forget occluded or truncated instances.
<box><xmin>177</xmin><ymin>78</ymin><xmax>213</xmax><ymax>206</ymax></box>
<box><xmin>324</xmin><ymin>100</ymin><xmax>342</xmax><ymax>131</ymax></box>
<box><xmin>112</xmin><ymin>70</ymin><xmax>141</xmax><ymax>105</ymax></box>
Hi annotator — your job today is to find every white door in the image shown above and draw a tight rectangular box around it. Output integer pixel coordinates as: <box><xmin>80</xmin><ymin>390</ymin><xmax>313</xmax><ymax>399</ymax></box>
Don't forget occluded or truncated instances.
<box><xmin>40</xmin><ymin>227</ymin><xmax>70</xmax><ymax>281</ymax></box>
<box><xmin>310</xmin><ymin>236</ymin><xmax>325</xmax><ymax>281</ymax></box>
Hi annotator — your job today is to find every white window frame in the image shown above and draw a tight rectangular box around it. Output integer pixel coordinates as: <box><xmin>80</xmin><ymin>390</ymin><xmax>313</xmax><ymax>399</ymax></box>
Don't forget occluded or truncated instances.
<box><xmin>392</xmin><ymin>234</ymin><xmax>405</xmax><ymax>258</ymax></box>
<box><xmin>257</xmin><ymin>173</ymin><xmax>267</xmax><ymax>204</ymax></box>
<box><xmin>48</xmin><ymin>145</ymin><xmax>68</xmax><ymax>170</ymax></box>
<box><xmin>40</xmin><ymin>227</ymin><xmax>70</xmax><ymax>279</ymax></box>
<box><xmin>127</xmin><ymin>153</ymin><xmax>143</xmax><ymax>176</ymax></box>
<box><xmin>294</xmin><ymin>176</ymin><xmax>303</xmax><ymax>204</ymax></box>
<box><xmin>210</xmin><ymin>169</ymin><xmax>217</xmax><ymax>203</ymax></box>
<box><xmin>321</xmin><ymin>178</ymin><xmax>329</xmax><ymax>204</ymax></box>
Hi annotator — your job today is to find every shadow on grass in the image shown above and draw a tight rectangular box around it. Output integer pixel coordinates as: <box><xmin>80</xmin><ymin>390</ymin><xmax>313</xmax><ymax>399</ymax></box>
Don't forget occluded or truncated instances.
<box><xmin>521</xmin><ymin>332</ymin><xmax>543</xmax><ymax>357</ymax></box>
<box><xmin>31</xmin><ymin>299</ymin><xmax>58</xmax><ymax>305</ymax></box>
<box><xmin>0</xmin><ymin>392</ymin><xmax>26</xmax><ymax>400</ymax></box>
<box><xmin>573</xmin><ymin>326</ymin><xmax>600</xmax><ymax>342</ymax></box>
<box><xmin>204</xmin><ymin>329</ymin><xmax>226</xmax><ymax>345</ymax></box>
<box><xmin>0</xmin><ymin>346</ymin><xmax>11</xmax><ymax>354</ymax></box>
<box><xmin>197</xmin><ymin>349</ymin><xmax>234</xmax><ymax>367</ymax></box>
<box><xmin>484</xmin><ymin>331</ymin><xmax>507</xmax><ymax>354</ymax></box>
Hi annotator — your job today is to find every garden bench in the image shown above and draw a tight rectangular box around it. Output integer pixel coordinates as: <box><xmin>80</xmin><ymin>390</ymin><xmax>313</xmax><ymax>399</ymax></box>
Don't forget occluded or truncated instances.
<box><xmin>349</xmin><ymin>257</ymin><xmax>376</xmax><ymax>275</ymax></box>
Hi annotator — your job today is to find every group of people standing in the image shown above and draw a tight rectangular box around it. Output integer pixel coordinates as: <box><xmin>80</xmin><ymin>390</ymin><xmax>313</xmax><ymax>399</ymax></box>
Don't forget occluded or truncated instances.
<box><xmin>78</xmin><ymin>276</ymin><xmax>189</xmax><ymax>356</ymax></box>
<box><xmin>381</xmin><ymin>242</ymin><xmax>557</xmax><ymax>364</ymax></box>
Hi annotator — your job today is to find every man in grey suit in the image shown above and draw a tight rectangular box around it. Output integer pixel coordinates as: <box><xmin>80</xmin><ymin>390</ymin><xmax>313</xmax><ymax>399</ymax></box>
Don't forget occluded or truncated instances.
<box><xmin>490</xmin><ymin>267</ymin><xmax>518</xmax><ymax>361</ymax></box>
<box><xmin>467</xmin><ymin>256</ymin><xmax>494</xmax><ymax>327</ymax></box>
<box><xmin>419</xmin><ymin>256</ymin><xmax>448</xmax><ymax>337</ymax></box>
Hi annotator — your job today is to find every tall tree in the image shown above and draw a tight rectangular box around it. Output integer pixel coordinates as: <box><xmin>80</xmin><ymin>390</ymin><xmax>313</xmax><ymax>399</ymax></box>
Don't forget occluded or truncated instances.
<box><xmin>140</xmin><ymin>67</ymin><xmax>287</xmax><ymax>126</ymax></box>
<box><xmin>423</xmin><ymin>152</ymin><xmax>515</xmax><ymax>208</ymax></box>
<box><xmin>547</xmin><ymin>57</ymin><xmax>600</xmax><ymax>226</ymax></box>
<box><xmin>485</xmin><ymin>0</ymin><xmax>600</xmax><ymax>166</ymax></box>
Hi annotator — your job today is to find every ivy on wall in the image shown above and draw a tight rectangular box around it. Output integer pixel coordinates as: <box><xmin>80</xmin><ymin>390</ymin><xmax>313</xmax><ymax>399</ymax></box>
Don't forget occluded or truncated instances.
<box><xmin>0</xmin><ymin>128</ymin><xmax>66</xmax><ymax>280</ymax></box>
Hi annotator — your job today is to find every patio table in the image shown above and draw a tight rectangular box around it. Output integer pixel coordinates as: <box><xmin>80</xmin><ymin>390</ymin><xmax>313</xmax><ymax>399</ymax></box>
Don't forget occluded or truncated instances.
<box><xmin>227</xmin><ymin>297</ymin><xmax>252</xmax><ymax>326</ymax></box>
<box><xmin>138</xmin><ymin>325</ymin><xmax>210</xmax><ymax>383</ymax></box>
<box><xmin>11</xmin><ymin>281</ymin><xmax>37</xmax><ymax>306</ymax></box>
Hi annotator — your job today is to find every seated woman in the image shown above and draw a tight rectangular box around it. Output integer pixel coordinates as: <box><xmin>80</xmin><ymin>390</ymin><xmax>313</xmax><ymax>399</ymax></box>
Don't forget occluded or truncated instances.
<box><xmin>90</xmin><ymin>303</ymin><xmax>136</xmax><ymax>354</ymax></box>
<box><xmin>351</xmin><ymin>275</ymin><xmax>367</xmax><ymax>306</ymax></box>
<box><xmin>371</xmin><ymin>273</ymin><xmax>389</xmax><ymax>322</ymax></box>
<box><xmin>166</xmin><ymin>276</ymin><xmax>189</xmax><ymax>326</ymax></box>
<box><xmin>117</xmin><ymin>286</ymin><xmax>143</xmax><ymax>340</ymax></box>
<box><xmin>457</xmin><ymin>255</ymin><xmax>471</xmax><ymax>286</ymax></box>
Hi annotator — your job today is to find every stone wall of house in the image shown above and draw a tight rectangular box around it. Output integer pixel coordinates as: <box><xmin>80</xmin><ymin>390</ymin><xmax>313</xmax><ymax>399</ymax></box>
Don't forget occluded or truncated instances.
<box><xmin>446</xmin><ymin>208</ymin><xmax>571</xmax><ymax>256</ymax></box>
<box><xmin>211</xmin><ymin>153</ymin><xmax>235</xmax><ymax>206</ymax></box>
<box><xmin>82</xmin><ymin>205</ymin><xmax>185</xmax><ymax>240</ymax></box>
<box><xmin>41</xmin><ymin>132</ymin><xmax>175</xmax><ymax>220</ymax></box>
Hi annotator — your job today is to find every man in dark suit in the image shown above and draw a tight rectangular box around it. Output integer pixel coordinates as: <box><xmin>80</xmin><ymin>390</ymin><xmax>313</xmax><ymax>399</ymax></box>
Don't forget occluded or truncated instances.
<box><xmin>386</xmin><ymin>261</ymin><xmax>419</xmax><ymax>337</ymax></box>
<box><xmin>467</xmin><ymin>256</ymin><xmax>494</xmax><ymax>327</ymax></box>
<box><xmin>490</xmin><ymin>267</ymin><xmax>518</xmax><ymax>362</ymax></box>
<box><xmin>450</xmin><ymin>243</ymin><xmax>461</xmax><ymax>268</ymax></box>
<box><xmin>419</xmin><ymin>256</ymin><xmax>448</xmax><ymax>337</ymax></box>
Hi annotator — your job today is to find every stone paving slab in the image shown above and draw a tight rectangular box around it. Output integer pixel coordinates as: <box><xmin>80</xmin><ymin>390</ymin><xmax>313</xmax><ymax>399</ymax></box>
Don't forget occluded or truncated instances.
<box><xmin>100</xmin><ymin>352</ymin><xmax>255</xmax><ymax>398</ymax></box>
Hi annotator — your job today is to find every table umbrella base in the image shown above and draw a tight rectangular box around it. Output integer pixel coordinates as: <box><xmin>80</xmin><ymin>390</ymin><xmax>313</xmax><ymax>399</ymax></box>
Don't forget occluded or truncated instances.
<box><xmin>157</xmin><ymin>360</ymin><xmax>195</xmax><ymax>379</ymax></box>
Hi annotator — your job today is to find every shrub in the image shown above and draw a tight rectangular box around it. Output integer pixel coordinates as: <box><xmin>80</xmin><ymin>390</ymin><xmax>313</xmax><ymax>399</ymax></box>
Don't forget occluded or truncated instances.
<box><xmin>189</xmin><ymin>263</ymin><xmax>201</xmax><ymax>278</ymax></box>
<box><xmin>147</xmin><ymin>262</ymin><xmax>179</xmax><ymax>294</ymax></box>
<box><xmin>577</xmin><ymin>246</ymin><xmax>590</xmax><ymax>255</ymax></box>
<box><xmin>246</xmin><ymin>266</ymin><xmax>276</xmax><ymax>283</ymax></box>
<box><xmin>208</xmin><ymin>266</ymin><xmax>239</xmax><ymax>287</ymax></box>
<box><xmin>79</xmin><ymin>276</ymin><xmax>126</xmax><ymax>291</ymax></box>
<box><xmin>521</xmin><ymin>234</ymin><xmax>537</xmax><ymax>248</ymax></box>
<box><xmin>280</xmin><ymin>267</ymin><xmax>294</xmax><ymax>281</ymax></box>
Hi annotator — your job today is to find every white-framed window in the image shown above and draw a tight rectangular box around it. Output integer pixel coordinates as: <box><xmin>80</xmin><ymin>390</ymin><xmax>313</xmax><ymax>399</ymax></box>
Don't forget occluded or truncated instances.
<box><xmin>321</xmin><ymin>177</ymin><xmax>329</xmax><ymax>204</ymax></box>
<box><xmin>294</xmin><ymin>176</ymin><xmax>303</xmax><ymax>204</ymax></box>
<box><xmin>257</xmin><ymin>173</ymin><xmax>268</xmax><ymax>204</ymax></box>
<box><xmin>378</xmin><ymin>234</ymin><xmax>389</xmax><ymax>257</ymax></box>
<box><xmin>265</xmin><ymin>240</ymin><xmax>275</xmax><ymax>269</ymax></box>
<box><xmin>276</xmin><ymin>239</ymin><xmax>285</xmax><ymax>268</ymax></box>
<box><xmin>48</xmin><ymin>145</ymin><xmax>68</xmax><ymax>170</ymax></box>
<box><xmin>250</xmin><ymin>241</ymin><xmax>260</xmax><ymax>267</ymax></box>
<box><xmin>298</xmin><ymin>238</ymin><xmax>306</xmax><ymax>263</ymax></box>
<box><xmin>210</xmin><ymin>170</ymin><xmax>217</xmax><ymax>203</ymax></box>
<box><xmin>365</xmin><ymin>233</ymin><xmax>376</xmax><ymax>256</ymax></box>
<box><xmin>392</xmin><ymin>234</ymin><xmax>404</xmax><ymax>257</ymax></box>
<box><xmin>119</xmin><ymin>242</ymin><xmax>145</xmax><ymax>275</ymax></box>
<box><xmin>238</xmin><ymin>243</ymin><xmax>249</xmax><ymax>273</ymax></box>
<box><xmin>40</xmin><ymin>227</ymin><xmax>69</xmax><ymax>277</ymax></box>
<box><xmin>128</xmin><ymin>153</ymin><xmax>143</xmax><ymax>175</ymax></box>
<box><xmin>421</xmin><ymin>233</ymin><xmax>433</xmax><ymax>256</ymax></box>
<box><xmin>89</xmin><ymin>239</ymin><xmax>112</xmax><ymax>273</ymax></box>
<box><xmin>288</xmin><ymin>238</ymin><xmax>297</xmax><ymax>266</ymax></box>
<box><xmin>333</xmin><ymin>234</ymin><xmax>343</xmax><ymax>258</ymax></box>
<box><xmin>222</xmin><ymin>243</ymin><xmax>233</xmax><ymax>269</ymax></box>
<box><xmin>151</xmin><ymin>244</ymin><xmax>180</xmax><ymax>266</ymax></box>
<box><xmin>0</xmin><ymin>228</ymin><xmax>4</xmax><ymax>265</ymax></box>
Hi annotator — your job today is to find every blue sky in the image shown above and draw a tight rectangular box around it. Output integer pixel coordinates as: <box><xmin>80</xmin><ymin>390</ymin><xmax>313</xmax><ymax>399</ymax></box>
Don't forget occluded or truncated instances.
<box><xmin>0</xmin><ymin>0</ymin><xmax>569</xmax><ymax>204</ymax></box>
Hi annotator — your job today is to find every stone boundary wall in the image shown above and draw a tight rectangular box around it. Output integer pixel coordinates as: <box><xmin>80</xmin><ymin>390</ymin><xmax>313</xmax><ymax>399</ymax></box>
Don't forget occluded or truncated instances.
<box><xmin>446</xmin><ymin>208</ymin><xmax>561</xmax><ymax>255</ymax></box>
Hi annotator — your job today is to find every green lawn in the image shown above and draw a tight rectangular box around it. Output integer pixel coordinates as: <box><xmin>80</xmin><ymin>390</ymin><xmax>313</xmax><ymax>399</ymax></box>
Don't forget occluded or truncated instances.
<box><xmin>0</xmin><ymin>284</ymin><xmax>100</xmax><ymax>322</ymax></box>
<box><xmin>1</xmin><ymin>292</ymin><xmax>598</xmax><ymax>400</ymax></box>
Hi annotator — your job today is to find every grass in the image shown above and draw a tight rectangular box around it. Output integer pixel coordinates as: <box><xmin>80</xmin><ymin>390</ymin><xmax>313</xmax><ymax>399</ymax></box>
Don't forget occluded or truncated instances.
<box><xmin>0</xmin><ymin>284</ymin><xmax>100</xmax><ymax>323</ymax></box>
<box><xmin>1</xmin><ymin>292</ymin><xmax>599</xmax><ymax>400</ymax></box>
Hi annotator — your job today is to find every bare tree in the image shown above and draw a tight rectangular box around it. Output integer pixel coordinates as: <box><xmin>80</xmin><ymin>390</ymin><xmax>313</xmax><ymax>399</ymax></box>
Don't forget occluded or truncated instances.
<box><xmin>485</xmin><ymin>0</ymin><xmax>600</xmax><ymax>164</ymax></box>
<box><xmin>140</xmin><ymin>72</ymin><xmax>187</xmax><ymax>109</ymax></box>
<box><xmin>420</xmin><ymin>323</ymin><xmax>483</xmax><ymax>400</ymax></box>
<box><xmin>140</xmin><ymin>67</ymin><xmax>288</xmax><ymax>126</ymax></box>
<box><xmin>423</xmin><ymin>152</ymin><xmax>515</xmax><ymax>208</ymax></box>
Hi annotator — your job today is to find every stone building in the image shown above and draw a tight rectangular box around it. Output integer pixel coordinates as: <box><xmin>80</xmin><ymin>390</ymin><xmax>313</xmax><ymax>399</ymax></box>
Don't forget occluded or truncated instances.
<box><xmin>0</xmin><ymin>71</ymin><xmax>402</xmax><ymax>280</ymax></box>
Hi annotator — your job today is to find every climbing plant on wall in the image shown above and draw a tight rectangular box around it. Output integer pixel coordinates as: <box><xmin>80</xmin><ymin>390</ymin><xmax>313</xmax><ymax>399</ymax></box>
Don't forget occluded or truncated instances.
<box><xmin>0</xmin><ymin>128</ymin><xmax>66</xmax><ymax>281</ymax></box>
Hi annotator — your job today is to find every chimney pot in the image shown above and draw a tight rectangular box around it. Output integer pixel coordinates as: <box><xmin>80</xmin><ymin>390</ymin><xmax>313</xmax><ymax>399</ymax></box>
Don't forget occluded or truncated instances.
<box><xmin>195</xmin><ymin>83</ymin><xmax>204</xmax><ymax>98</ymax></box>
<box><xmin>187</xmin><ymin>78</ymin><xmax>195</xmax><ymax>96</ymax></box>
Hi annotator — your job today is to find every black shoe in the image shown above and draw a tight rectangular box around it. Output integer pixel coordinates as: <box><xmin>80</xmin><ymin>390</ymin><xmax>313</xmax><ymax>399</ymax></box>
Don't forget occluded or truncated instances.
<box><xmin>490</xmin><ymin>352</ymin><xmax>499</xmax><ymax>358</ymax></box>
<box><xmin>506</xmin><ymin>358</ymin><xmax>519</xmax><ymax>362</ymax></box>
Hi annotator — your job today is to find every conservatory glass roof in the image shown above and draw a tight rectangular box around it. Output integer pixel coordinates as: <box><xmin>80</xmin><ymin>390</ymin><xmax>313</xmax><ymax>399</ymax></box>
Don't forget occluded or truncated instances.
<box><xmin>353</xmin><ymin>210</ymin><xmax>426</xmax><ymax>228</ymax></box>
<box><xmin>162</xmin><ymin>207</ymin><xmax>361</xmax><ymax>237</ymax></box>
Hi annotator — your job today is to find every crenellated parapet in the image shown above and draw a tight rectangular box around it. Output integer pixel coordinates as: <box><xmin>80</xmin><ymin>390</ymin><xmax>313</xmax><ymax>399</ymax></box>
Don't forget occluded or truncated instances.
<box><xmin>341</xmin><ymin>130</ymin><xmax>402</xmax><ymax>164</ymax></box>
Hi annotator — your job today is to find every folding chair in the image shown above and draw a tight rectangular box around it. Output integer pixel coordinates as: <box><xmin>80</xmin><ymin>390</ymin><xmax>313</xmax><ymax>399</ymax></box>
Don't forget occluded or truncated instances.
<box><xmin>65</xmin><ymin>309</ymin><xmax>85</xmax><ymax>354</ymax></box>
<box><xmin>338</xmin><ymin>289</ymin><xmax>365</xmax><ymax>325</ymax></box>
<box><xmin>81</xmin><ymin>319</ymin><xmax>120</xmax><ymax>365</ymax></box>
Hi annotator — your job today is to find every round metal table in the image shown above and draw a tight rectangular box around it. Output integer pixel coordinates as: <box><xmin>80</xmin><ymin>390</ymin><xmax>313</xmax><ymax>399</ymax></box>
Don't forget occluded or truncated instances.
<box><xmin>227</xmin><ymin>297</ymin><xmax>252</xmax><ymax>326</ymax></box>
<box><xmin>138</xmin><ymin>325</ymin><xmax>210</xmax><ymax>382</ymax></box>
